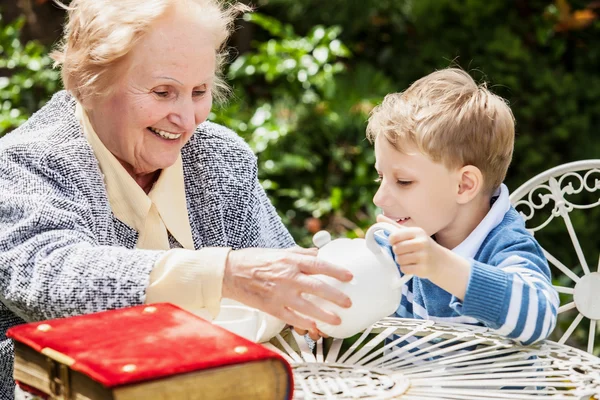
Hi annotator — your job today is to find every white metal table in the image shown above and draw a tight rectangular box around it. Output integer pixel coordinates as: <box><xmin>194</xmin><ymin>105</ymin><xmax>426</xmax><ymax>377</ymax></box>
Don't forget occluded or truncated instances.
<box><xmin>266</xmin><ymin>318</ymin><xmax>600</xmax><ymax>399</ymax></box>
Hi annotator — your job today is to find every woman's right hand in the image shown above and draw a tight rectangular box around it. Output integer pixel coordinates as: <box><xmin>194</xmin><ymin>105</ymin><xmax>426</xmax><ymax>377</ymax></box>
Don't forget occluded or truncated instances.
<box><xmin>222</xmin><ymin>247</ymin><xmax>353</xmax><ymax>332</ymax></box>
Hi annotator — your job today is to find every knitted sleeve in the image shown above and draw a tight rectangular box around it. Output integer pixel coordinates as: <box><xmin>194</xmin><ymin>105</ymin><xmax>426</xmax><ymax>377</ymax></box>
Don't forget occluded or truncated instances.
<box><xmin>0</xmin><ymin>150</ymin><xmax>162</xmax><ymax>323</ymax></box>
<box><xmin>450</xmin><ymin>236</ymin><xmax>559</xmax><ymax>345</ymax></box>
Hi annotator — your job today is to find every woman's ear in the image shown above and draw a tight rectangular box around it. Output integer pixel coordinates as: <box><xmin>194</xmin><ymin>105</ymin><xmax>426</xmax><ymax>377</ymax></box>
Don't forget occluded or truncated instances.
<box><xmin>456</xmin><ymin>165</ymin><xmax>484</xmax><ymax>204</ymax></box>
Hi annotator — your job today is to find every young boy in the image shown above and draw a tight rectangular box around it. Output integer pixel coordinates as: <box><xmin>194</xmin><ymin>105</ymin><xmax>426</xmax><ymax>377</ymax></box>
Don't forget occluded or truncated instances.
<box><xmin>367</xmin><ymin>68</ymin><xmax>558</xmax><ymax>345</ymax></box>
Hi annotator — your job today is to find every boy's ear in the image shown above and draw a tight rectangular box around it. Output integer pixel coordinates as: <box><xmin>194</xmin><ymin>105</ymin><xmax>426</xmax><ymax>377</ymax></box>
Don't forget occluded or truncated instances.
<box><xmin>456</xmin><ymin>165</ymin><xmax>483</xmax><ymax>204</ymax></box>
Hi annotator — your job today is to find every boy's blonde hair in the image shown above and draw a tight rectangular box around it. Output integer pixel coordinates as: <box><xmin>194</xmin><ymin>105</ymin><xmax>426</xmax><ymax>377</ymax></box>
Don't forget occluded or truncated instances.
<box><xmin>366</xmin><ymin>68</ymin><xmax>515</xmax><ymax>193</ymax></box>
<box><xmin>51</xmin><ymin>0</ymin><xmax>249</xmax><ymax>103</ymax></box>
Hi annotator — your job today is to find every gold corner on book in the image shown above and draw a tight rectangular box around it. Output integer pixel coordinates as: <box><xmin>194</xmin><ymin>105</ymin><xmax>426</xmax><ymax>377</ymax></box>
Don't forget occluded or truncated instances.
<box><xmin>47</xmin><ymin>358</ymin><xmax>71</xmax><ymax>400</ymax></box>
<box><xmin>41</xmin><ymin>348</ymin><xmax>76</xmax><ymax>366</ymax></box>
<box><xmin>14</xmin><ymin>342</ymin><xmax>112</xmax><ymax>400</ymax></box>
<box><xmin>40</xmin><ymin>347</ymin><xmax>76</xmax><ymax>399</ymax></box>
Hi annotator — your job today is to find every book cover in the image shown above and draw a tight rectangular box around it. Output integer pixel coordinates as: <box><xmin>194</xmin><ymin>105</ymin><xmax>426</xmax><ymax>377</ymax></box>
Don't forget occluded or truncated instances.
<box><xmin>7</xmin><ymin>303</ymin><xmax>293</xmax><ymax>400</ymax></box>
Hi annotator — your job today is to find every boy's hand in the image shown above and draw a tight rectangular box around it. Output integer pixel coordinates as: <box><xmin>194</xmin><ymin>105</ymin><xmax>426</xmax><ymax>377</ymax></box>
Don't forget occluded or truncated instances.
<box><xmin>376</xmin><ymin>215</ymin><xmax>471</xmax><ymax>299</ymax></box>
<box><xmin>377</xmin><ymin>215</ymin><xmax>444</xmax><ymax>279</ymax></box>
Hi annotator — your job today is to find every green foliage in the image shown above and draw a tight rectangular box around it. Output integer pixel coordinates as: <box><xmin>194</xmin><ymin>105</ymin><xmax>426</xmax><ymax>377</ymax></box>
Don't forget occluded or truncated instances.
<box><xmin>0</xmin><ymin>14</ymin><xmax>60</xmax><ymax>134</ymax></box>
<box><xmin>256</xmin><ymin>0</ymin><xmax>600</xmax><ymax>185</ymax></box>
<box><xmin>212</xmin><ymin>13</ymin><xmax>394</xmax><ymax>244</ymax></box>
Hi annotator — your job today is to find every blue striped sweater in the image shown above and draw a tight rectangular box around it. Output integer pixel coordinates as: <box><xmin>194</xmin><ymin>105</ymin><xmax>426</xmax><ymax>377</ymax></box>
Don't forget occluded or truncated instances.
<box><xmin>376</xmin><ymin>185</ymin><xmax>559</xmax><ymax>345</ymax></box>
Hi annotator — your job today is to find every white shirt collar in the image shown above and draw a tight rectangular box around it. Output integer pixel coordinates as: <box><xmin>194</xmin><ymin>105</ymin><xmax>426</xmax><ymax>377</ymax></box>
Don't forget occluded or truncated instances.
<box><xmin>451</xmin><ymin>184</ymin><xmax>510</xmax><ymax>259</ymax></box>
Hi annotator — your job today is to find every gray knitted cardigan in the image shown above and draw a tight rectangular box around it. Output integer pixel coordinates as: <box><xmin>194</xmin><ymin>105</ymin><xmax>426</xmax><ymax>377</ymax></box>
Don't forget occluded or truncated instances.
<box><xmin>0</xmin><ymin>91</ymin><xmax>295</xmax><ymax>399</ymax></box>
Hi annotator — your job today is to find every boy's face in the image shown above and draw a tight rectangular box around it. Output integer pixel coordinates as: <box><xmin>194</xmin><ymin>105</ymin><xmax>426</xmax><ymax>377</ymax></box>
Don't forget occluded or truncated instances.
<box><xmin>373</xmin><ymin>135</ymin><xmax>462</xmax><ymax>238</ymax></box>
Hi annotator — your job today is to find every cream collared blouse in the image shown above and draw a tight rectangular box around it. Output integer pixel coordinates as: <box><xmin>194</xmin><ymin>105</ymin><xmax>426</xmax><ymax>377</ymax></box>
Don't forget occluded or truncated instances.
<box><xmin>76</xmin><ymin>103</ymin><xmax>229</xmax><ymax>318</ymax></box>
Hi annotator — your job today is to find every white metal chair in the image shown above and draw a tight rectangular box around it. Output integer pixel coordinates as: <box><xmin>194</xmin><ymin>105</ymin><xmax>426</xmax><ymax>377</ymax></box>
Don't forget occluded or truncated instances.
<box><xmin>510</xmin><ymin>159</ymin><xmax>600</xmax><ymax>355</ymax></box>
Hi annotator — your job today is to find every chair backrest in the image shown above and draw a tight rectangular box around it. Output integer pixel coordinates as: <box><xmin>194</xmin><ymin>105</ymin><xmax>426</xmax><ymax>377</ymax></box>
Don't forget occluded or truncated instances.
<box><xmin>509</xmin><ymin>159</ymin><xmax>600</xmax><ymax>355</ymax></box>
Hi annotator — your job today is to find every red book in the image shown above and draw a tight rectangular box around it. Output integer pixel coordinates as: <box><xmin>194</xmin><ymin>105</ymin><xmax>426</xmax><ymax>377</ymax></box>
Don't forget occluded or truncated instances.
<box><xmin>7</xmin><ymin>303</ymin><xmax>293</xmax><ymax>400</ymax></box>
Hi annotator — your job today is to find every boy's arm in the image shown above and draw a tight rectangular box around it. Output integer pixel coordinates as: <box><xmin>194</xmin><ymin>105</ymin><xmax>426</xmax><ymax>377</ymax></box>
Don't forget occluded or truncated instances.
<box><xmin>426</xmin><ymin>249</ymin><xmax>471</xmax><ymax>300</ymax></box>
<box><xmin>446</xmin><ymin>237</ymin><xmax>559</xmax><ymax>345</ymax></box>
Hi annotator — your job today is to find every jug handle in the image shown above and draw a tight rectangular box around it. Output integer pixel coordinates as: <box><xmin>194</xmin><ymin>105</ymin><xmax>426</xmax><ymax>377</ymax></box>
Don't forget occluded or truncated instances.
<box><xmin>365</xmin><ymin>222</ymin><xmax>402</xmax><ymax>253</ymax></box>
<box><xmin>365</xmin><ymin>222</ymin><xmax>414</xmax><ymax>287</ymax></box>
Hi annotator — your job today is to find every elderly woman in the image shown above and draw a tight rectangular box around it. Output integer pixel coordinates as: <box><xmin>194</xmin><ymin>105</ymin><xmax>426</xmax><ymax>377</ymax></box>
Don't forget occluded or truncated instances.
<box><xmin>0</xmin><ymin>0</ymin><xmax>353</xmax><ymax>397</ymax></box>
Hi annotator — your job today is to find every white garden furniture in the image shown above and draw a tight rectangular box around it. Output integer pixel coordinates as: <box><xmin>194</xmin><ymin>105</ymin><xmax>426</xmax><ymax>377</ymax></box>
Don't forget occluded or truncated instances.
<box><xmin>510</xmin><ymin>159</ymin><xmax>600</xmax><ymax>355</ymax></box>
<box><xmin>266</xmin><ymin>160</ymin><xmax>600</xmax><ymax>399</ymax></box>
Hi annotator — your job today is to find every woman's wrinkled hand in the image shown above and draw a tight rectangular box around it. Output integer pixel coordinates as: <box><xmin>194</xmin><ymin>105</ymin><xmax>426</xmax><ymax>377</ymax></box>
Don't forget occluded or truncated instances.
<box><xmin>222</xmin><ymin>246</ymin><xmax>353</xmax><ymax>332</ymax></box>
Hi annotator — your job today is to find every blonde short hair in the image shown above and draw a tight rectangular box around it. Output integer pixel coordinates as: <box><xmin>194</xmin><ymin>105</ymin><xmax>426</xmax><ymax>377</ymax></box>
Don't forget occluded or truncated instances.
<box><xmin>51</xmin><ymin>0</ymin><xmax>249</xmax><ymax>103</ymax></box>
<box><xmin>366</xmin><ymin>68</ymin><xmax>515</xmax><ymax>193</ymax></box>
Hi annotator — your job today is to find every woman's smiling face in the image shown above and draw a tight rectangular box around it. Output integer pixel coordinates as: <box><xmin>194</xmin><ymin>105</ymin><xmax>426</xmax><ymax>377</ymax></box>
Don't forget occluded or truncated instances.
<box><xmin>85</xmin><ymin>3</ymin><xmax>215</xmax><ymax>177</ymax></box>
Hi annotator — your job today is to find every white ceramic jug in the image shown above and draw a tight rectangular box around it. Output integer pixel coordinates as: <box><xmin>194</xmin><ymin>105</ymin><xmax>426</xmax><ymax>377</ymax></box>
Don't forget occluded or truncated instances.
<box><xmin>309</xmin><ymin>222</ymin><xmax>413</xmax><ymax>338</ymax></box>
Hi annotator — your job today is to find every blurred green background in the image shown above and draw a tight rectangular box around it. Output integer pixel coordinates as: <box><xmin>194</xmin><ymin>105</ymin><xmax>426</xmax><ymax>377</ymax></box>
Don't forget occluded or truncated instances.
<box><xmin>1</xmin><ymin>0</ymin><xmax>598</xmax><ymax>353</ymax></box>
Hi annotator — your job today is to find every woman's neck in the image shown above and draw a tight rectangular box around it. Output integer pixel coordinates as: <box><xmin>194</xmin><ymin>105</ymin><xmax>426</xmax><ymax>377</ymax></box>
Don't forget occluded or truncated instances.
<box><xmin>117</xmin><ymin>159</ymin><xmax>161</xmax><ymax>194</ymax></box>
